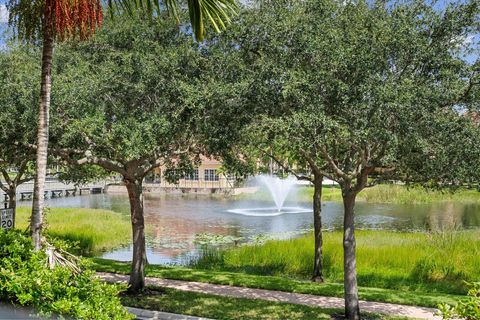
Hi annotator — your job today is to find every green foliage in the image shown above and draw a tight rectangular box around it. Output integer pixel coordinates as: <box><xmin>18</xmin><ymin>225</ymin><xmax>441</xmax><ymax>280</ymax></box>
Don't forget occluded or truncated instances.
<box><xmin>439</xmin><ymin>282</ymin><xmax>480</xmax><ymax>320</ymax></box>
<box><xmin>0</xmin><ymin>229</ymin><xmax>133</xmax><ymax>319</ymax></box>
<box><xmin>16</xmin><ymin>207</ymin><xmax>131</xmax><ymax>255</ymax></box>
<box><xmin>50</xmin><ymin>16</ymin><xmax>210</xmax><ymax>177</ymax></box>
<box><xmin>191</xmin><ymin>230</ymin><xmax>480</xmax><ymax>296</ymax></box>
<box><xmin>0</xmin><ymin>47</ymin><xmax>38</xmax><ymax>171</ymax></box>
<box><xmin>56</xmin><ymin>165</ymin><xmax>112</xmax><ymax>185</ymax></box>
<box><xmin>221</xmin><ymin>0</ymin><xmax>480</xmax><ymax>188</ymax></box>
<box><xmin>5</xmin><ymin>0</ymin><xmax>44</xmax><ymax>41</ymax></box>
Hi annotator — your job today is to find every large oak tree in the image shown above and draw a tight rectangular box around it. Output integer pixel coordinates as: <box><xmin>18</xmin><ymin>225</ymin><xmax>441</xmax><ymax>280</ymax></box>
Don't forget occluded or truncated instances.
<box><xmin>6</xmin><ymin>0</ymin><xmax>236</xmax><ymax>251</ymax></box>
<box><xmin>49</xmin><ymin>17</ymin><xmax>211</xmax><ymax>292</ymax></box>
<box><xmin>219</xmin><ymin>1</ymin><xmax>480</xmax><ymax>319</ymax></box>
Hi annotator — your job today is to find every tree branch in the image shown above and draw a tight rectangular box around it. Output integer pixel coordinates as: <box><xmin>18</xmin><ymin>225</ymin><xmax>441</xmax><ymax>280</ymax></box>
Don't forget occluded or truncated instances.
<box><xmin>261</xmin><ymin>149</ymin><xmax>313</xmax><ymax>182</ymax></box>
<box><xmin>318</xmin><ymin>147</ymin><xmax>348</xmax><ymax>180</ymax></box>
<box><xmin>52</xmin><ymin>147</ymin><xmax>129</xmax><ymax>177</ymax></box>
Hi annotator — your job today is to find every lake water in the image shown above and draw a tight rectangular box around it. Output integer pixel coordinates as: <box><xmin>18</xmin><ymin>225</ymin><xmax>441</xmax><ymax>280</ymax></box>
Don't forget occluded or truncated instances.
<box><xmin>39</xmin><ymin>189</ymin><xmax>480</xmax><ymax>265</ymax></box>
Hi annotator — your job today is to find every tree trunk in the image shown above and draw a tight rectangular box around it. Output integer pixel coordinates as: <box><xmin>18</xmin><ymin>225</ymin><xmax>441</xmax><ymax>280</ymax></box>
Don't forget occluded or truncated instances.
<box><xmin>343</xmin><ymin>191</ymin><xmax>360</xmax><ymax>320</ymax></box>
<box><xmin>125</xmin><ymin>178</ymin><xmax>147</xmax><ymax>293</ymax></box>
<box><xmin>31</xmin><ymin>26</ymin><xmax>54</xmax><ymax>251</ymax></box>
<box><xmin>312</xmin><ymin>173</ymin><xmax>324</xmax><ymax>282</ymax></box>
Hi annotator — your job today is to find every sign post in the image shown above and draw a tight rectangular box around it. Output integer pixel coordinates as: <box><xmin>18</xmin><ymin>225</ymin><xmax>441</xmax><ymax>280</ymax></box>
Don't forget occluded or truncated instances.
<box><xmin>1</xmin><ymin>199</ymin><xmax>14</xmax><ymax>231</ymax></box>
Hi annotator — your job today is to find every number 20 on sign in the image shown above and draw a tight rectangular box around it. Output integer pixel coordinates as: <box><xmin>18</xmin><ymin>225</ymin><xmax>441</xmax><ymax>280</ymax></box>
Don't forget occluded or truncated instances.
<box><xmin>1</xmin><ymin>208</ymin><xmax>14</xmax><ymax>231</ymax></box>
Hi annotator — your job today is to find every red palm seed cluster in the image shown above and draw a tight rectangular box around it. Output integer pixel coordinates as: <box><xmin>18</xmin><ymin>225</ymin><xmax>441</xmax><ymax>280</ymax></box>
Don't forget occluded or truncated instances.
<box><xmin>46</xmin><ymin>0</ymin><xmax>103</xmax><ymax>40</ymax></box>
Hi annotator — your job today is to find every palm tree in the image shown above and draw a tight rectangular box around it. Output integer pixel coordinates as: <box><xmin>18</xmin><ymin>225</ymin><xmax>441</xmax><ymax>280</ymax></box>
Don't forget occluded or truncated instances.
<box><xmin>6</xmin><ymin>0</ymin><xmax>236</xmax><ymax>252</ymax></box>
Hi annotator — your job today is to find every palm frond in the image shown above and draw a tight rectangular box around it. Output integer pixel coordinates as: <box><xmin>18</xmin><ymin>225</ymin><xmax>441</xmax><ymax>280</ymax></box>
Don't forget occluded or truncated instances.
<box><xmin>109</xmin><ymin>0</ymin><xmax>237</xmax><ymax>41</ymax></box>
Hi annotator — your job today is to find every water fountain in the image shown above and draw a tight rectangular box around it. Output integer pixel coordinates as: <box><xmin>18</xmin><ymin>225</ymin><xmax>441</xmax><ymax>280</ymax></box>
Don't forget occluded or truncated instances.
<box><xmin>227</xmin><ymin>175</ymin><xmax>311</xmax><ymax>216</ymax></box>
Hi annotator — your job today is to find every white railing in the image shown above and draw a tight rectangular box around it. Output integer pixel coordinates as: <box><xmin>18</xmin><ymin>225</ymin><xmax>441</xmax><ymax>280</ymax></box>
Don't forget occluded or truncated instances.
<box><xmin>146</xmin><ymin>177</ymin><xmax>235</xmax><ymax>189</ymax></box>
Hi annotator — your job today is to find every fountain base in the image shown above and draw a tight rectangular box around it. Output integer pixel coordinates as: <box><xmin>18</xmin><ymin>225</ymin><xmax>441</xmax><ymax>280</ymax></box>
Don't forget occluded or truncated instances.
<box><xmin>227</xmin><ymin>207</ymin><xmax>311</xmax><ymax>217</ymax></box>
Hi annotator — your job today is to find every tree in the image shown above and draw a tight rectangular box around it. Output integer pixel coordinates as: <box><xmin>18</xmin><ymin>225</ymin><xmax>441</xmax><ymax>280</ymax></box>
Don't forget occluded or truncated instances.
<box><xmin>221</xmin><ymin>1</ymin><xmax>480</xmax><ymax>319</ymax></box>
<box><xmin>0</xmin><ymin>47</ymin><xmax>39</xmax><ymax>216</ymax></box>
<box><xmin>199</xmin><ymin>0</ymin><xmax>338</xmax><ymax>284</ymax></box>
<box><xmin>6</xmin><ymin>0</ymin><xmax>236</xmax><ymax>251</ymax></box>
<box><xmin>242</xmin><ymin>120</ymin><xmax>327</xmax><ymax>282</ymax></box>
<box><xmin>49</xmin><ymin>17</ymin><xmax>210</xmax><ymax>292</ymax></box>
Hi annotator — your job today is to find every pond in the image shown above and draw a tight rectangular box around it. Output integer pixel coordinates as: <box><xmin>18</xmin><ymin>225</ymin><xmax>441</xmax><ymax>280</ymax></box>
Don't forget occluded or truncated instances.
<box><xmin>40</xmin><ymin>187</ymin><xmax>480</xmax><ymax>265</ymax></box>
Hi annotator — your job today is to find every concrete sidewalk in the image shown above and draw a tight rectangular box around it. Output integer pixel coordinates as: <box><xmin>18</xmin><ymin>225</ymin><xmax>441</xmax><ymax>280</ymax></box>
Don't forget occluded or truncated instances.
<box><xmin>99</xmin><ymin>272</ymin><xmax>441</xmax><ymax>320</ymax></box>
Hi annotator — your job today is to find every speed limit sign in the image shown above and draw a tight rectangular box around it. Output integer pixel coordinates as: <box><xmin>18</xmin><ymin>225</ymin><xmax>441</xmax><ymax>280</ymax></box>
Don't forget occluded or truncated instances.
<box><xmin>0</xmin><ymin>208</ymin><xmax>14</xmax><ymax>231</ymax></box>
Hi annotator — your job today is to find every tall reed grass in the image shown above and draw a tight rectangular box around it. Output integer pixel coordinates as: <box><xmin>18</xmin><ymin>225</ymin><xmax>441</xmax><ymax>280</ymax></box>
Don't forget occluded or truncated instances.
<box><xmin>192</xmin><ymin>230</ymin><xmax>480</xmax><ymax>295</ymax></box>
<box><xmin>299</xmin><ymin>184</ymin><xmax>480</xmax><ymax>204</ymax></box>
<box><xmin>360</xmin><ymin>185</ymin><xmax>480</xmax><ymax>204</ymax></box>
<box><xmin>16</xmin><ymin>207</ymin><xmax>131</xmax><ymax>255</ymax></box>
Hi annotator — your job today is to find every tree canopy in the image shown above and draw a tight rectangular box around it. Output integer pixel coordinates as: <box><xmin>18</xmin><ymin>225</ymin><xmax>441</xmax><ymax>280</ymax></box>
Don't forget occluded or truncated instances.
<box><xmin>48</xmin><ymin>16</ymin><xmax>215</xmax><ymax>291</ymax></box>
<box><xmin>204</xmin><ymin>1</ymin><xmax>480</xmax><ymax>318</ymax></box>
<box><xmin>0</xmin><ymin>47</ymin><xmax>39</xmax><ymax>209</ymax></box>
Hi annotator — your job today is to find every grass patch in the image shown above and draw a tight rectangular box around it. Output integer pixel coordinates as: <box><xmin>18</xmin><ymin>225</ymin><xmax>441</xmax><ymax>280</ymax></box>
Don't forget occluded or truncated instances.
<box><xmin>296</xmin><ymin>184</ymin><xmax>480</xmax><ymax>204</ymax></box>
<box><xmin>359</xmin><ymin>185</ymin><xmax>480</xmax><ymax>204</ymax></box>
<box><xmin>121</xmin><ymin>286</ymin><xmax>410</xmax><ymax>320</ymax></box>
<box><xmin>192</xmin><ymin>230</ymin><xmax>480</xmax><ymax>296</ymax></box>
<box><xmin>237</xmin><ymin>184</ymin><xmax>480</xmax><ymax>204</ymax></box>
<box><xmin>92</xmin><ymin>258</ymin><xmax>464</xmax><ymax>307</ymax></box>
<box><xmin>16</xmin><ymin>207</ymin><xmax>131</xmax><ymax>255</ymax></box>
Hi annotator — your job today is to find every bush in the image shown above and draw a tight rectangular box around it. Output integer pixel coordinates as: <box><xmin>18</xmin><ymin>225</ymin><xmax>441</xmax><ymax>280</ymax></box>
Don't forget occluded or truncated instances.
<box><xmin>0</xmin><ymin>230</ymin><xmax>134</xmax><ymax>319</ymax></box>
<box><xmin>439</xmin><ymin>282</ymin><xmax>480</xmax><ymax>319</ymax></box>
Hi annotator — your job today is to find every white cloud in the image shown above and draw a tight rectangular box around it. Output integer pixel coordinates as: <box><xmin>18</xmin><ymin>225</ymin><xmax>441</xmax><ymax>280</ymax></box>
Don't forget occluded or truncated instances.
<box><xmin>0</xmin><ymin>5</ymin><xmax>8</xmax><ymax>24</ymax></box>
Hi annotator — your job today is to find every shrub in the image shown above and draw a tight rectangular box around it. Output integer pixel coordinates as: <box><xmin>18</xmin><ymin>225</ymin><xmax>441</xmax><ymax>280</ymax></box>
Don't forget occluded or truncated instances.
<box><xmin>0</xmin><ymin>229</ymin><xmax>133</xmax><ymax>319</ymax></box>
<box><xmin>439</xmin><ymin>282</ymin><xmax>480</xmax><ymax>319</ymax></box>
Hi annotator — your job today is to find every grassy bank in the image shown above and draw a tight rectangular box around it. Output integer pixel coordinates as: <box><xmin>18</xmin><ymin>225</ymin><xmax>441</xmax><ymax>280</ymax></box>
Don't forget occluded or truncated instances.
<box><xmin>16</xmin><ymin>207</ymin><xmax>131</xmax><ymax>255</ymax></box>
<box><xmin>297</xmin><ymin>184</ymin><xmax>480</xmax><ymax>204</ymax></box>
<box><xmin>192</xmin><ymin>230</ymin><xmax>480</xmax><ymax>296</ymax></box>
<box><xmin>122</xmin><ymin>287</ymin><xmax>409</xmax><ymax>320</ymax></box>
<box><xmin>93</xmin><ymin>258</ymin><xmax>464</xmax><ymax>307</ymax></box>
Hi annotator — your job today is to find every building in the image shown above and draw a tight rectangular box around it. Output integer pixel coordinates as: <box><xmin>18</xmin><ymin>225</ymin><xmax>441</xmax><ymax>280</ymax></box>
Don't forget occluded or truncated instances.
<box><xmin>145</xmin><ymin>156</ymin><xmax>236</xmax><ymax>194</ymax></box>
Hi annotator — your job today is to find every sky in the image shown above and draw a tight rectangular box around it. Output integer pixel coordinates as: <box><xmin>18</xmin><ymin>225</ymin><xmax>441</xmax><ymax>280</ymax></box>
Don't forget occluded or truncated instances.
<box><xmin>0</xmin><ymin>4</ymin><xmax>7</xmax><ymax>24</ymax></box>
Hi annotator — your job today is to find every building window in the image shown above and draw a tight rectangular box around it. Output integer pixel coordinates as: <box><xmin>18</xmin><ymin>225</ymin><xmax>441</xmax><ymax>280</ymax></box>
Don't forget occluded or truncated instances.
<box><xmin>185</xmin><ymin>169</ymin><xmax>199</xmax><ymax>181</ymax></box>
<box><xmin>204</xmin><ymin>169</ymin><xmax>219</xmax><ymax>181</ymax></box>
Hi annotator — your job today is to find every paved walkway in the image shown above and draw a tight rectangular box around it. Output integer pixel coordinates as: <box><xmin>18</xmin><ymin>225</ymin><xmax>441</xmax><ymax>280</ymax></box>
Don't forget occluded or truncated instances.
<box><xmin>99</xmin><ymin>273</ymin><xmax>440</xmax><ymax>320</ymax></box>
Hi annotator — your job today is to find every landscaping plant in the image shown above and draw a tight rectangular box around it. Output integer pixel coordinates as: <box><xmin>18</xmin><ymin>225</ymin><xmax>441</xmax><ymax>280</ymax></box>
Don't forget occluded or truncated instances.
<box><xmin>0</xmin><ymin>229</ymin><xmax>133</xmax><ymax>319</ymax></box>
<box><xmin>439</xmin><ymin>282</ymin><xmax>480</xmax><ymax>320</ymax></box>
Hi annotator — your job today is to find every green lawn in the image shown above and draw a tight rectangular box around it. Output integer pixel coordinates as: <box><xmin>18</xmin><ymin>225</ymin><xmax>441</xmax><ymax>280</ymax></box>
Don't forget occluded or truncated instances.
<box><xmin>16</xmin><ymin>207</ymin><xmax>131</xmax><ymax>255</ymax></box>
<box><xmin>122</xmin><ymin>287</ymin><xmax>411</xmax><ymax>320</ymax></box>
<box><xmin>93</xmin><ymin>258</ymin><xmax>463</xmax><ymax>308</ymax></box>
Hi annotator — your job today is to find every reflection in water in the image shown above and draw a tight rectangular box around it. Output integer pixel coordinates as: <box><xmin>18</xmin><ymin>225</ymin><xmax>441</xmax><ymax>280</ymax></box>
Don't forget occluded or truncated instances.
<box><xmin>27</xmin><ymin>191</ymin><xmax>480</xmax><ymax>264</ymax></box>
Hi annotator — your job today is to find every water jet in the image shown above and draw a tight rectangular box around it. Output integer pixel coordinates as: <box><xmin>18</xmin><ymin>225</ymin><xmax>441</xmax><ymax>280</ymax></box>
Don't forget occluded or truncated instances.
<box><xmin>228</xmin><ymin>175</ymin><xmax>310</xmax><ymax>216</ymax></box>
